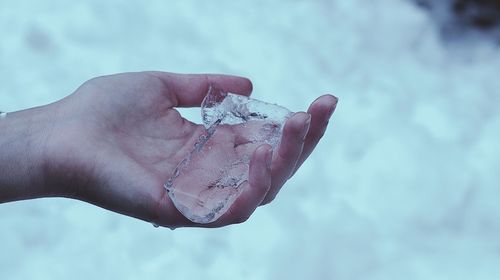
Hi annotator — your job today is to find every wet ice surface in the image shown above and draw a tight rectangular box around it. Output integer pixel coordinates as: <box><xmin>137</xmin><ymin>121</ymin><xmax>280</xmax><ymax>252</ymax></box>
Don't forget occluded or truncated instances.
<box><xmin>165</xmin><ymin>85</ymin><xmax>292</xmax><ymax>223</ymax></box>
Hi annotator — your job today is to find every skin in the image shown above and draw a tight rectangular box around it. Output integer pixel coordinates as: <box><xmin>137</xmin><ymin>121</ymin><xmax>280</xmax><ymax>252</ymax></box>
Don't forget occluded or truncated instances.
<box><xmin>0</xmin><ymin>72</ymin><xmax>337</xmax><ymax>228</ymax></box>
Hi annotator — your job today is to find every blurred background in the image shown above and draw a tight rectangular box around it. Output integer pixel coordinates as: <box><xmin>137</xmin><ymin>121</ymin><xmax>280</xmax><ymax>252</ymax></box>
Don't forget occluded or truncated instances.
<box><xmin>1</xmin><ymin>0</ymin><xmax>500</xmax><ymax>279</ymax></box>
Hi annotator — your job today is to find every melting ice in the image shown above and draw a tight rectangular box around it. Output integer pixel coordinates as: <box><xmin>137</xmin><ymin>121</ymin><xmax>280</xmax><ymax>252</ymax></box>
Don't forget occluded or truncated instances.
<box><xmin>164</xmin><ymin>84</ymin><xmax>292</xmax><ymax>223</ymax></box>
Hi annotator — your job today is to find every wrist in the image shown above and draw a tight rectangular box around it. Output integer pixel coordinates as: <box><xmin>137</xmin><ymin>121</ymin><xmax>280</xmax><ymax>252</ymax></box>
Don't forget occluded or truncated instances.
<box><xmin>0</xmin><ymin>104</ymin><xmax>61</xmax><ymax>202</ymax></box>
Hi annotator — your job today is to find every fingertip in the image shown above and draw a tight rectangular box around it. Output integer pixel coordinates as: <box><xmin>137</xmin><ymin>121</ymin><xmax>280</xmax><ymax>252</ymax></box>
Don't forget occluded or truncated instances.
<box><xmin>320</xmin><ymin>94</ymin><xmax>338</xmax><ymax>118</ymax></box>
<box><xmin>324</xmin><ymin>94</ymin><xmax>338</xmax><ymax>118</ymax></box>
<box><xmin>308</xmin><ymin>94</ymin><xmax>338</xmax><ymax>121</ymax></box>
<box><xmin>287</xmin><ymin>112</ymin><xmax>310</xmax><ymax>128</ymax></box>
<box><xmin>239</xmin><ymin>77</ymin><xmax>253</xmax><ymax>95</ymax></box>
<box><xmin>323</xmin><ymin>93</ymin><xmax>338</xmax><ymax>104</ymax></box>
<box><xmin>144</xmin><ymin>71</ymin><xmax>253</xmax><ymax>107</ymax></box>
<box><xmin>217</xmin><ymin>75</ymin><xmax>253</xmax><ymax>96</ymax></box>
<box><xmin>294</xmin><ymin>111</ymin><xmax>311</xmax><ymax>122</ymax></box>
<box><xmin>254</xmin><ymin>143</ymin><xmax>272</xmax><ymax>160</ymax></box>
<box><xmin>311</xmin><ymin>94</ymin><xmax>337</xmax><ymax>109</ymax></box>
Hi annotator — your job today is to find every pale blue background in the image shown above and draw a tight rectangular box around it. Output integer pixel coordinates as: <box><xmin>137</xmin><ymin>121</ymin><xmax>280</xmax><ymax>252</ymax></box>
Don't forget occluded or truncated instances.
<box><xmin>1</xmin><ymin>0</ymin><xmax>500</xmax><ymax>279</ymax></box>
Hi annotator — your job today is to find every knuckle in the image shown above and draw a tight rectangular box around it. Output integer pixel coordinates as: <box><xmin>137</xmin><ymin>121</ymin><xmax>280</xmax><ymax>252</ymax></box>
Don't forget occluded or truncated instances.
<box><xmin>79</xmin><ymin>77</ymin><xmax>102</xmax><ymax>91</ymax></box>
<box><xmin>233</xmin><ymin>215</ymin><xmax>250</xmax><ymax>224</ymax></box>
<box><xmin>260</xmin><ymin>200</ymin><xmax>271</xmax><ymax>206</ymax></box>
<box><xmin>85</xmin><ymin>75</ymin><xmax>105</xmax><ymax>84</ymax></box>
<box><xmin>144</xmin><ymin>72</ymin><xmax>163</xmax><ymax>84</ymax></box>
<box><xmin>261</xmin><ymin>195</ymin><xmax>275</xmax><ymax>206</ymax></box>
<box><xmin>78</xmin><ymin>74</ymin><xmax>117</xmax><ymax>94</ymax></box>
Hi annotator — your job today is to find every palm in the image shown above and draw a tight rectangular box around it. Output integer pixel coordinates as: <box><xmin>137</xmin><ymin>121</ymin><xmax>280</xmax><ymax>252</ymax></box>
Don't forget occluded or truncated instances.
<box><xmin>56</xmin><ymin>72</ymin><xmax>337</xmax><ymax>228</ymax></box>
<box><xmin>70</xmin><ymin>73</ymin><xmax>208</xmax><ymax>226</ymax></box>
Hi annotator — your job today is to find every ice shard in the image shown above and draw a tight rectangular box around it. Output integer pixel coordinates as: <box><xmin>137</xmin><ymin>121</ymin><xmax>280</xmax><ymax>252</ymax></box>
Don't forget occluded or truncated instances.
<box><xmin>164</xmin><ymin>84</ymin><xmax>292</xmax><ymax>223</ymax></box>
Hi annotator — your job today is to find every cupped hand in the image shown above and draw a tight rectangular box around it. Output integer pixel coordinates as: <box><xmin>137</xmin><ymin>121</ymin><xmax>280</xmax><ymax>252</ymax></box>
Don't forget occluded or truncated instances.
<box><xmin>44</xmin><ymin>72</ymin><xmax>337</xmax><ymax>228</ymax></box>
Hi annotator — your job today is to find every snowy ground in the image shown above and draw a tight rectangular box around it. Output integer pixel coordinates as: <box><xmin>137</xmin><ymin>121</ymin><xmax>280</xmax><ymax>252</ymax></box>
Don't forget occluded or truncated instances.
<box><xmin>1</xmin><ymin>0</ymin><xmax>500</xmax><ymax>279</ymax></box>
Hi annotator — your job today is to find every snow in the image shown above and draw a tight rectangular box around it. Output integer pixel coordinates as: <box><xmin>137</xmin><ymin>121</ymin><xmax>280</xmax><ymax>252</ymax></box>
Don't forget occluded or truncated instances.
<box><xmin>1</xmin><ymin>0</ymin><xmax>500</xmax><ymax>279</ymax></box>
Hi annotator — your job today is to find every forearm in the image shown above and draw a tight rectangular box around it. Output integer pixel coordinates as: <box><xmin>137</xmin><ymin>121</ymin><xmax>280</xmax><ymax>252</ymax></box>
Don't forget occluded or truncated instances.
<box><xmin>0</xmin><ymin>106</ymin><xmax>55</xmax><ymax>202</ymax></box>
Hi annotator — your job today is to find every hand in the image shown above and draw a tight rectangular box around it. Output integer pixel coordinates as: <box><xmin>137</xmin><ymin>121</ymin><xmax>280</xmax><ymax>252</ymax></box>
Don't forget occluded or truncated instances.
<box><xmin>5</xmin><ymin>72</ymin><xmax>338</xmax><ymax>228</ymax></box>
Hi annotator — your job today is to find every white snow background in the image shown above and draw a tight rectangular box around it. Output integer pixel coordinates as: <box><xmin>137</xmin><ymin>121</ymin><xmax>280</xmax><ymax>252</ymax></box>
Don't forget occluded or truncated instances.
<box><xmin>1</xmin><ymin>0</ymin><xmax>500</xmax><ymax>279</ymax></box>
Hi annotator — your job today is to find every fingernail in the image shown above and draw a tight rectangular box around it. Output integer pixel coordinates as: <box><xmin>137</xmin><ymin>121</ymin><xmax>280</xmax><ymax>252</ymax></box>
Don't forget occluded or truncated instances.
<box><xmin>266</xmin><ymin>148</ymin><xmax>273</xmax><ymax>169</ymax></box>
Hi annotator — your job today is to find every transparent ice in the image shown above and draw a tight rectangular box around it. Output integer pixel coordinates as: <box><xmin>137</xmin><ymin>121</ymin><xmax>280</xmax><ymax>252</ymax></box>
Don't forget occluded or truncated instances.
<box><xmin>164</xmin><ymin>85</ymin><xmax>292</xmax><ymax>223</ymax></box>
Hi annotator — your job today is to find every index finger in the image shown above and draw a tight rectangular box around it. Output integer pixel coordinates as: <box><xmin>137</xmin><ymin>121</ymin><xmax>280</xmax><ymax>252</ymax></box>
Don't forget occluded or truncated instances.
<box><xmin>146</xmin><ymin>71</ymin><xmax>253</xmax><ymax>108</ymax></box>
